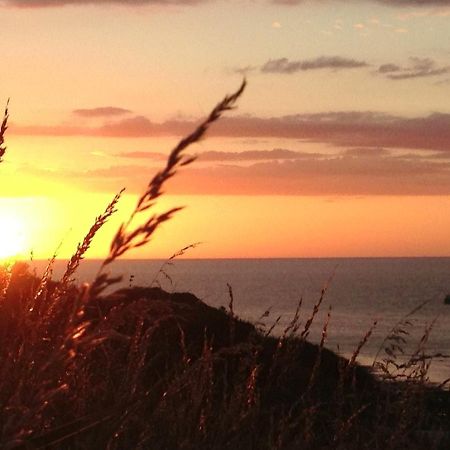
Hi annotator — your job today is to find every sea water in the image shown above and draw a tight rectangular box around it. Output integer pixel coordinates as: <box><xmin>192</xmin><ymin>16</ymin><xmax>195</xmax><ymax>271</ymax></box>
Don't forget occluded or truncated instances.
<box><xmin>32</xmin><ymin>257</ymin><xmax>450</xmax><ymax>384</ymax></box>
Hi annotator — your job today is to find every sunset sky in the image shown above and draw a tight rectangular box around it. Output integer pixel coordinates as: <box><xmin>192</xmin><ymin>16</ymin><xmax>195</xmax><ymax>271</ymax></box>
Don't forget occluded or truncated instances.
<box><xmin>1</xmin><ymin>0</ymin><xmax>450</xmax><ymax>259</ymax></box>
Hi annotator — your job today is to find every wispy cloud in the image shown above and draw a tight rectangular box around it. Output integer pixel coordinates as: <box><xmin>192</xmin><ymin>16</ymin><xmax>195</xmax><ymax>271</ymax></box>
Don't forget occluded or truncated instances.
<box><xmin>11</xmin><ymin>110</ymin><xmax>450</xmax><ymax>152</ymax></box>
<box><xmin>238</xmin><ymin>54</ymin><xmax>449</xmax><ymax>84</ymax></box>
<box><xmin>382</xmin><ymin>0</ymin><xmax>450</xmax><ymax>6</ymax></box>
<box><xmin>23</xmin><ymin>149</ymin><xmax>450</xmax><ymax>196</ymax></box>
<box><xmin>377</xmin><ymin>57</ymin><xmax>450</xmax><ymax>80</ymax></box>
<box><xmin>115</xmin><ymin>151</ymin><xmax>168</xmax><ymax>160</ymax></box>
<box><xmin>273</xmin><ymin>0</ymin><xmax>450</xmax><ymax>6</ymax></box>
<box><xmin>261</xmin><ymin>56</ymin><xmax>368</xmax><ymax>74</ymax></box>
<box><xmin>11</xmin><ymin>115</ymin><xmax>181</xmax><ymax>138</ymax></box>
<box><xmin>117</xmin><ymin>148</ymin><xmax>327</xmax><ymax>162</ymax></box>
<box><xmin>344</xmin><ymin>147</ymin><xmax>391</xmax><ymax>157</ymax></box>
<box><xmin>73</xmin><ymin>106</ymin><xmax>132</xmax><ymax>118</ymax></box>
<box><xmin>188</xmin><ymin>148</ymin><xmax>327</xmax><ymax>162</ymax></box>
<box><xmin>398</xmin><ymin>7</ymin><xmax>450</xmax><ymax>20</ymax></box>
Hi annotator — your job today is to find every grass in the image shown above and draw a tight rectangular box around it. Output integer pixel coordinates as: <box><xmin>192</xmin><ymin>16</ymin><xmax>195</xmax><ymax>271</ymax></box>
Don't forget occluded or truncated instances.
<box><xmin>0</xmin><ymin>82</ymin><xmax>449</xmax><ymax>449</ymax></box>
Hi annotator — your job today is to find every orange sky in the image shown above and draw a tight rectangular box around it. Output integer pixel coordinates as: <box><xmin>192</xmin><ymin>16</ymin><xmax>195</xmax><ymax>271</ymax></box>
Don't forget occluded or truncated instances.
<box><xmin>0</xmin><ymin>0</ymin><xmax>450</xmax><ymax>259</ymax></box>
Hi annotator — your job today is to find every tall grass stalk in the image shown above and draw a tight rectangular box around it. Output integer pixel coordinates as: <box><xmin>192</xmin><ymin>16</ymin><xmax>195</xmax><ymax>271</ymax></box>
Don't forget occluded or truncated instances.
<box><xmin>102</xmin><ymin>80</ymin><xmax>246</xmax><ymax>268</ymax></box>
<box><xmin>0</xmin><ymin>99</ymin><xmax>9</xmax><ymax>163</ymax></box>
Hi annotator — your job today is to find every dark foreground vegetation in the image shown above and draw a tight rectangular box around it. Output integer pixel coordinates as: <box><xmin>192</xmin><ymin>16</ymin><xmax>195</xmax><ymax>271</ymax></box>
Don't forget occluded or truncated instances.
<box><xmin>0</xmin><ymin>83</ymin><xmax>449</xmax><ymax>449</ymax></box>
<box><xmin>0</xmin><ymin>265</ymin><xmax>449</xmax><ymax>449</ymax></box>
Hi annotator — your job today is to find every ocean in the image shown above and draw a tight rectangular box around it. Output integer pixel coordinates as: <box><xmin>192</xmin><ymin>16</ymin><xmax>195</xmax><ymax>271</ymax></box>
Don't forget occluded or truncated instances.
<box><xmin>32</xmin><ymin>257</ymin><xmax>450</xmax><ymax>384</ymax></box>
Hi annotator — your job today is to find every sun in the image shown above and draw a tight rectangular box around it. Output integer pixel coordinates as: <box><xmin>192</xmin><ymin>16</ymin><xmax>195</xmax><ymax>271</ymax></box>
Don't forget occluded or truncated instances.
<box><xmin>0</xmin><ymin>212</ymin><xmax>28</xmax><ymax>260</ymax></box>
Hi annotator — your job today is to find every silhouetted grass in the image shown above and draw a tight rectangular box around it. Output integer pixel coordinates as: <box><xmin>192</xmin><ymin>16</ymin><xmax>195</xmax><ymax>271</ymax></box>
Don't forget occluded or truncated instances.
<box><xmin>0</xmin><ymin>99</ymin><xmax>9</xmax><ymax>163</ymax></box>
<box><xmin>0</xmin><ymin>83</ymin><xmax>449</xmax><ymax>450</ymax></box>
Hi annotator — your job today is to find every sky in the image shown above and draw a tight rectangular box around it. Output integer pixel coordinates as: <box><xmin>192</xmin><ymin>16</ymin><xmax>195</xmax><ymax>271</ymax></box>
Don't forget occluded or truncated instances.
<box><xmin>0</xmin><ymin>0</ymin><xmax>450</xmax><ymax>259</ymax></box>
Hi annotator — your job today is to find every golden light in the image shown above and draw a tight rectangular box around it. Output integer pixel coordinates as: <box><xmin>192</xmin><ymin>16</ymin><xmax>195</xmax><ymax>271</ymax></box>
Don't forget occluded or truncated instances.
<box><xmin>0</xmin><ymin>211</ymin><xmax>28</xmax><ymax>260</ymax></box>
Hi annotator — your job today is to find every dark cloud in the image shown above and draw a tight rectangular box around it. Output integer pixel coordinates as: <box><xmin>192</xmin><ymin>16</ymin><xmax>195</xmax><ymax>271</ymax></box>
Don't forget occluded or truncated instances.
<box><xmin>261</xmin><ymin>56</ymin><xmax>368</xmax><ymax>74</ymax></box>
<box><xmin>378</xmin><ymin>64</ymin><xmax>401</xmax><ymax>74</ymax></box>
<box><xmin>2</xmin><ymin>0</ymin><xmax>202</xmax><ymax>7</ymax></box>
<box><xmin>73</xmin><ymin>106</ymin><xmax>132</xmax><ymax>118</ymax></box>
<box><xmin>23</xmin><ymin>150</ymin><xmax>450</xmax><ymax>196</ymax></box>
<box><xmin>207</xmin><ymin>112</ymin><xmax>450</xmax><ymax>153</ymax></box>
<box><xmin>377</xmin><ymin>58</ymin><xmax>450</xmax><ymax>80</ymax></box>
<box><xmin>11</xmin><ymin>111</ymin><xmax>450</xmax><ymax>153</ymax></box>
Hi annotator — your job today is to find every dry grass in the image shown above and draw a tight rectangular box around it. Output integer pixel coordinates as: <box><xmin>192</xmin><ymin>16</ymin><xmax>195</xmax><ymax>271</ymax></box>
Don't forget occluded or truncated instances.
<box><xmin>0</xmin><ymin>99</ymin><xmax>9</xmax><ymax>163</ymax></box>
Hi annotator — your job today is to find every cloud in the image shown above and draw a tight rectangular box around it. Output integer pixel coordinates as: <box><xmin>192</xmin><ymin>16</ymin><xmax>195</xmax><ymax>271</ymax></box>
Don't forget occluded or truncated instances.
<box><xmin>392</xmin><ymin>150</ymin><xmax>450</xmax><ymax>160</ymax></box>
<box><xmin>73</xmin><ymin>106</ymin><xmax>132</xmax><ymax>118</ymax></box>
<box><xmin>377</xmin><ymin>0</ymin><xmax>450</xmax><ymax>5</ymax></box>
<box><xmin>11</xmin><ymin>111</ymin><xmax>450</xmax><ymax>153</ymax></box>
<box><xmin>117</xmin><ymin>148</ymin><xmax>327</xmax><ymax>162</ymax></box>
<box><xmin>378</xmin><ymin>64</ymin><xmax>402</xmax><ymax>74</ymax></box>
<box><xmin>344</xmin><ymin>147</ymin><xmax>391</xmax><ymax>157</ymax></box>
<box><xmin>261</xmin><ymin>56</ymin><xmax>368</xmax><ymax>74</ymax></box>
<box><xmin>116</xmin><ymin>151</ymin><xmax>168</xmax><ymax>160</ymax></box>
<box><xmin>218</xmin><ymin>112</ymin><xmax>450</xmax><ymax>152</ymax></box>
<box><xmin>273</xmin><ymin>0</ymin><xmax>450</xmax><ymax>6</ymax></box>
<box><xmin>244</xmin><ymin>55</ymin><xmax>448</xmax><ymax>83</ymax></box>
<box><xmin>398</xmin><ymin>7</ymin><xmax>450</xmax><ymax>19</ymax></box>
<box><xmin>2</xmin><ymin>0</ymin><xmax>203</xmax><ymax>7</ymax></box>
<box><xmin>12</xmin><ymin>115</ymin><xmax>191</xmax><ymax>138</ymax></box>
<box><xmin>23</xmin><ymin>149</ymin><xmax>450</xmax><ymax>196</ymax></box>
<box><xmin>377</xmin><ymin>57</ymin><xmax>450</xmax><ymax>80</ymax></box>
<box><xmin>98</xmin><ymin>115</ymin><xmax>166</xmax><ymax>137</ymax></box>
<box><xmin>195</xmin><ymin>149</ymin><xmax>327</xmax><ymax>161</ymax></box>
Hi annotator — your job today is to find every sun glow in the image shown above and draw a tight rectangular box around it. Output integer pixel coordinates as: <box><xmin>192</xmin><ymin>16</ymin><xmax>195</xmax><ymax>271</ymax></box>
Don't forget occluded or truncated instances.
<box><xmin>0</xmin><ymin>212</ymin><xmax>28</xmax><ymax>260</ymax></box>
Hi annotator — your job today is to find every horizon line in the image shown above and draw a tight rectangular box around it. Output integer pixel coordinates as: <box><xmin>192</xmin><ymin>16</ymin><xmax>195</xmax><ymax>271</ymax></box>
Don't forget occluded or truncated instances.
<box><xmin>25</xmin><ymin>255</ymin><xmax>450</xmax><ymax>262</ymax></box>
